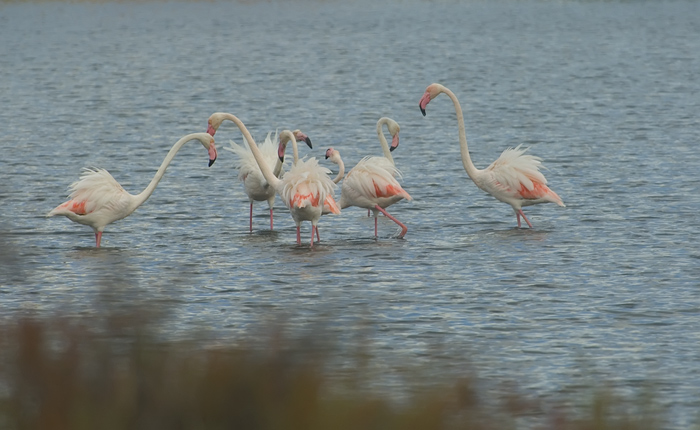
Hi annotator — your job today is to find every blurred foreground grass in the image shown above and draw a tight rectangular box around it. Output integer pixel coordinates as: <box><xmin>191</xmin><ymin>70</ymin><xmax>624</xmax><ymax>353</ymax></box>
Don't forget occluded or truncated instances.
<box><xmin>0</xmin><ymin>315</ymin><xmax>666</xmax><ymax>430</ymax></box>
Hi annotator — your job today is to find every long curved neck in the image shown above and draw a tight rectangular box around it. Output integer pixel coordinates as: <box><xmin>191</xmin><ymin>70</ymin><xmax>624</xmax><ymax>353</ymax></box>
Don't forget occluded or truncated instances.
<box><xmin>332</xmin><ymin>156</ymin><xmax>345</xmax><ymax>184</ymax></box>
<box><xmin>290</xmin><ymin>133</ymin><xmax>300</xmax><ymax>165</ymax></box>
<box><xmin>226</xmin><ymin>114</ymin><xmax>280</xmax><ymax>188</ymax></box>
<box><xmin>133</xmin><ymin>133</ymin><xmax>203</xmax><ymax>208</ymax></box>
<box><xmin>442</xmin><ymin>86</ymin><xmax>480</xmax><ymax>180</ymax></box>
<box><xmin>376</xmin><ymin>119</ymin><xmax>394</xmax><ymax>165</ymax></box>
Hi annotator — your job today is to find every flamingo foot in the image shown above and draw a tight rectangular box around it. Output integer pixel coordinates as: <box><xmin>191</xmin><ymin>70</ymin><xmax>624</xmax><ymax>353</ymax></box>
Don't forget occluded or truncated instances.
<box><xmin>95</xmin><ymin>231</ymin><xmax>102</xmax><ymax>248</ymax></box>
<box><xmin>374</xmin><ymin>205</ymin><xmax>408</xmax><ymax>239</ymax></box>
<box><xmin>518</xmin><ymin>209</ymin><xmax>533</xmax><ymax>229</ymax></box>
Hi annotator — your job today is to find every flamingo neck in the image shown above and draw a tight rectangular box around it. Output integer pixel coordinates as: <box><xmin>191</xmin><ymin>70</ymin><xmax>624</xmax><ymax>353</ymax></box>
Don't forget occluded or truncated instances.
<box><xmin>224</xmin><ymin>114</ymin><xmax>280</xmax><ymax>188</ymax></box>
<box><xmin>376</xmin><ymin>118</ymin><xmax>395</xmax><ymax>165</ymax></box>
<box><xmin>133</xmin><ymin>133</ymin><xmax>205</xmax><ymax>209</ymax></box>
<box><xmin>443</xmin><ymin>86</ymin><xmax>480</xmax><ymax>180</ymax></box>
<box><xmin>332</xmin><ymin>157</ymin><xmax>345</xmax><ymax>184</ymax></box>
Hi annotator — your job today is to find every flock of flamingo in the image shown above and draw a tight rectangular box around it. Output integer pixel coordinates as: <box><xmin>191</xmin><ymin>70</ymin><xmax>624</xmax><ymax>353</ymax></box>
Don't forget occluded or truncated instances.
<box><xmin>48</xmin><ymin>83</ymin><xmax>566</xmax><ymax>248</ymax></box>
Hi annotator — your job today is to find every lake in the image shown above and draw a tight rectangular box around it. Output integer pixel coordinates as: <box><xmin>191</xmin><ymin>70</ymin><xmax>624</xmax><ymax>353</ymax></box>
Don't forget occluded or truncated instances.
<box><xmin>1</xmin><ymin>0</ymin><xmax>699</xmax><ymax>427</ymax></box>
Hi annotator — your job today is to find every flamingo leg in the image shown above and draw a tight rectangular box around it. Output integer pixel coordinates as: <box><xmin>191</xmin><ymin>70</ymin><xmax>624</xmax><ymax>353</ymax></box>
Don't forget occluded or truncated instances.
<box><xmin>516</xmin><ymin>212</ymin><xmax>521</xmax><ymax>228</ymax></box>
<box><xmin>374</xmin><ymin>205</ymin><xmax>408</xmax><ymax>238</ymax></box>
<box><xmin>315</xmin><ymin>226</ymin><xmax>321</xmax><ymax>242</ymax></box>
<box><xmin>296</xmin><ymin>226</ymin><xmax>301</xmax><ymax>245</ymax></box>
<box><xmin>518</xmin><ymin>209</ymin><xmax>533</xmax><ymax>228</ymax></box>
<box><xmin>95</xmin><ymin>231</ymin><xmax>102</xmax><ymax>248</ymax></box>
<box><xmin>249</xmin><ymin>203</ymin><xmax>254</xmax><ymax>233</ymax></box>
<box><xmin>310</xmin><ymin>225</ymin><xmax>316</xmax><ymax>247</ymax></box>
<box><xmin>270</xmin><ymin>207</ymin><xmax>274</xmax><ymax>230</ymax></box>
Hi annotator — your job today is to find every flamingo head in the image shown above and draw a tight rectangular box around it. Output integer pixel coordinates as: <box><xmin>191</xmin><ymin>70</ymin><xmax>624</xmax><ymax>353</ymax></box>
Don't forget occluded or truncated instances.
<box><xmin>386</xmin><ymin>119</ymin><xmax>400</xmax><ymax>152</ymax></box>
<box><xmin>325</xmin><ymin>147</ymin><xmax>343</xmax><ymax>165</ymax></box>
<box><xmin>206</xmin><ymin>112</ymin><xmax>227</xmax><ymax>136</ymax></box>
<box><xmin>198</xmin><ymin>134</ymin><xmax>217</xmax><ymax>167</ymax></box>
<box><xmin>293</xmin><ymin>129</ymin><xmax>313</xmax><ymax>149</ymax></box>
<box><xmin>277</xmin><ymin>139</ymin><xmax>287</xmax><ymax>162</ymax></box>
<box><xmin>419</xmin><ymin>83</ymin><xmax>443</xmax><ymax>116</ymax></box>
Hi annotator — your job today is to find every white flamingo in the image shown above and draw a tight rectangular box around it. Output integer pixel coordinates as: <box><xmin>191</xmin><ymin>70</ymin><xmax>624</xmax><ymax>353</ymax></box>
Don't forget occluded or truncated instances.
<box><xmin>419</xmin><ymin>83</ymin><xmax>565</xmax><ymax>228</ymax></box>
<box><xmin>207</xmin><ymin>113</ymin><xmax>339</xmax><ymax>246</ymax></box>
<box><xmin>326</xmin><ymin>119</ymin><xmax>412</xmax><ymax>239</ymax></box>
<box><xmin>48</xmin><ymin>133</ymin><xmax>217</xmax><ymax>247</ymax></box>
<box><xmin>208</xmin><ymin>113</ymin><xmax>311</xmax><ymax>232</ymax></box>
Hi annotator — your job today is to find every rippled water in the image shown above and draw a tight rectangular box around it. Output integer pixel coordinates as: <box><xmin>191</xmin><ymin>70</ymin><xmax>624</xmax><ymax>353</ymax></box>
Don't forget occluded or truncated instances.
<box><xmin>2</xmin><ymin>0</ymin><xmax>700</xmax><ymax>427</ymax></box>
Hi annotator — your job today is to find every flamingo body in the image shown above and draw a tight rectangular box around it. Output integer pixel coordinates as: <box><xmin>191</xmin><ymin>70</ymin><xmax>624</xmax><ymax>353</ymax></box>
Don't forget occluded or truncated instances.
<box><xmin>340</xmin><ymin>156</ymin><xmax>412</xmax><ymax>210</ymax></box>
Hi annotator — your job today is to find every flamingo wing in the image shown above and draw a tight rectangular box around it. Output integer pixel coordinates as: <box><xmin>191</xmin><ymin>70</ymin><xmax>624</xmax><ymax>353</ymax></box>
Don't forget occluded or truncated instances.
<box><xmin>341</xmin><ymin>157</ymin><xmax>412</xmax><ymax>207</ymax></box>
<box><xmin>482</xmin><ymin>145</ymin><xmax>564</xmax><ymax>206</ymax></box>
<box><xmin>281</xmin><ymin>157</ymin><xmax>337</xmax><ymax>211</ymax></box>
<box><xmin>49</xmin><ymin>168</ymin><xmax>131</xmax><ymax>217</ymax></box>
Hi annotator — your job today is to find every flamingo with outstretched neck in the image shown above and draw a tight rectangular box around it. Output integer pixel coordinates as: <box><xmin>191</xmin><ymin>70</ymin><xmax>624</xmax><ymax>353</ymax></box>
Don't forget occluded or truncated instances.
<box><xmin>48</xmin><ymin>133</ymin><xmax>217</xmax><ymax>247</ymax></box>
<box><xmin>207</xmin><ymin>113</ymin><xmax>338</xmax><ymax>246</ymax></box>
<box><xmin>209</xmin><ymin>114</ymin><xmax>311</xmax><ymax>232</ymax></box>
<box><xmin>419</xmin><ymin>83</ymin><xmax>564</xmax><ymax>228</ymax></box>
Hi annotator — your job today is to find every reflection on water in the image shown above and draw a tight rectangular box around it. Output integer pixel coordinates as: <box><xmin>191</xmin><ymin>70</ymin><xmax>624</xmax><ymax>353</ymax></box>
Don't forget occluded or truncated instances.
<box><xmin>2</xmin><ymin>0</ymin><xmax>700</xmax><ymax>428</ymax></box>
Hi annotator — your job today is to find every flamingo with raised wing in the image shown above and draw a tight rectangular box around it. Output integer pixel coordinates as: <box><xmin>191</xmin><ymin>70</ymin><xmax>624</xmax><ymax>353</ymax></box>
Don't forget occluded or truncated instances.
<box><xmin>419</xmin><ymin>83</ymin><xmax>565</xmax><ymax>228</ymax></box>
<box><xmin>48</xmin><ymin>133</ymin><xmax>217</xmax><ymax>247</ymax></box>
<box><xmin>207</xmin><ymin>113</ymin><xmax>338</xmax><ymax>246</ymax></box>
<box><xmin>209</xmin><ymin>114</ymin><xmax>311</xmax><ymax>232</ymax></box>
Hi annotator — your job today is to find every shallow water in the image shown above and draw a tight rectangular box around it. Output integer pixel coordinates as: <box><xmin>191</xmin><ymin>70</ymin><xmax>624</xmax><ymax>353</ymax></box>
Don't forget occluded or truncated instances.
<box><xmin>2</xmin><ymin>0</ymin><xmax>700</xmax><ymax>427</ymax></box>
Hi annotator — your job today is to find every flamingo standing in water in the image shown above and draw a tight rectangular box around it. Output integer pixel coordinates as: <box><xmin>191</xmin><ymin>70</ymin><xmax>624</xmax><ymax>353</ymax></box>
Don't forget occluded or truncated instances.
<box><xmin>207</xmin><ymin>113</ymin><xmax>339</xmax><ymax>246</ymax></box>
<box><xmin>47</xmin><ymin>133</ymin><xmax>217</xmax><ymax>247</ymax></box>
<box><xmin>325</xmin><ymin>118</ymin><xmax>412</xmax><ymax>239</ymax></box>
<box><xmin>208</xmin><ymin>113</ymin><xmax>311</xmax><ymax>232</ymax></box>
<box><xmin>419</xmin><ymin>83</ymin><xmax>565</xmax><ymax>228</ymax></box>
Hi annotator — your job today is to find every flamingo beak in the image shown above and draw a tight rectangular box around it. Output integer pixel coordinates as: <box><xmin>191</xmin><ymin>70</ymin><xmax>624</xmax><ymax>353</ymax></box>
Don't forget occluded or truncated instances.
<box><xmin>325</xmin><ymin>147</ymin><xmax>334</xmax><ymax>159</ymax></box>
<box><xmin>295</xmin><ymin>132</ymin><xmax>312</xmax><ymax>149</ymax></box>
<box><xmin>390</xmin><ymin>133</ymin><xmax>399</xmax><ymax>152</ymax></box>
<box><xmin>208</xmin><ymin>142</ymin><xmax>218</xmax><ymax>167</ymax></box>
<box><xmin>207</xmin><ymin>124</ymin><xmax>217</xmax><ymax>136</ymax></box>
<box><xmin>278</xmin><ymin>143</ymin><xmax>286</xmax><ymax>162</ymax></box>
<box><xmin>419</xmin><ymin>91</ymin><xmax>431</xmax><ymax>116</ymax></box>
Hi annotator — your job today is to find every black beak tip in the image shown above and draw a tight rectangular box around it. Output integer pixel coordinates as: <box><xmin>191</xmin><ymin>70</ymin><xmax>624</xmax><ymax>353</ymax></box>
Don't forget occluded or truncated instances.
<box><xmin>208</xmin><ymin>158</ymin><xmax>216</xmax><ymax>167</ymax></box>
<box><xmin>420</xmin><ymin>106</ymin><xmax>426</xmax><ymax>116</ymax></box>
<box><xmin>279</xmin><ymin>155</ymin><xmax>285</xmax><ymax>162</ymax></box>
<box><xmin>305</xmin><ymin>137</ymin><xmax>313</xmax><ymax>149</ymax></box>
<box><xmin>389</xmin><ymin>146</ymin><xmax>397</xmax><ymax>152</ymax></box>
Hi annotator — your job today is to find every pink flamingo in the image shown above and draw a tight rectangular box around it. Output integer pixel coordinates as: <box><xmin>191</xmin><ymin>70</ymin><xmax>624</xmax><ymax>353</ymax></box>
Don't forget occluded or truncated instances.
<box><xmin>48</xmin><ymin>133</ymin><xmax>217</xmax><ymax>247</ymax></box>
<box><xmin>208</xmin><ymin>113</ymin><xmax>311</xmax><ymax>232</ymax></box>
<box><xmin>207</xmin><ymin>113</ymin><xmax>339</xmax><ymax>246</ymax></box>
<box><xmin>325</xmin><ymin>119</ymin><xmax>412</xmax><ymax>239</ymax></box>
<box><xmin>419</xmin><ymin>83</ymin><xmax>565</xmax><ymax>228</ymax></box>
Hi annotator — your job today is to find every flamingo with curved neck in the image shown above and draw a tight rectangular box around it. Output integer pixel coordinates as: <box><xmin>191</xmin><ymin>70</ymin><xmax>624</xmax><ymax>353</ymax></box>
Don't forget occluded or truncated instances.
<box><xmin>328</xmin><ymin>118</ymin><xmax>412</xmax><ymax>239</ymax></box>
<box><xmin>419</xmin><ymin>83</ymin><xmax>565</xmax><ymax>228</ymax></box>
<box><xmin>48</xmin><ymin>132</ymin><xmax>217</xmax><ymax>247</ymax></box>
<box><xmin>209</xmin><ymin>114</ymin><xmax>311</xmax><ymax>232</ymax></box>
<box><xmin>207</xmin><ymin>113</ymin><xmax>338</xmax><ymax>246</ymax></box>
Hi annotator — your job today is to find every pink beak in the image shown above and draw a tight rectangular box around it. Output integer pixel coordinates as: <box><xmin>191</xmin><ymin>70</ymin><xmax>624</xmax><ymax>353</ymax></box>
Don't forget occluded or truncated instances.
<box><xmin>208</xmin><ymin>143</ymin><xmax>218</xmax><ymax>167</ymax></box>
<box><xmin>419</xmin><ymin>91</ymin><xmax>431</xmax><ymax>116</ymax></box>
<box><xmin>390</xmin><ymin>133</ymin><xmax>399</xmax><ymax>152</ymax></box>
<box><xmin>207</xmin><ymin>124</ymin><xmax>217</xmax><ymax>136</ymax></box>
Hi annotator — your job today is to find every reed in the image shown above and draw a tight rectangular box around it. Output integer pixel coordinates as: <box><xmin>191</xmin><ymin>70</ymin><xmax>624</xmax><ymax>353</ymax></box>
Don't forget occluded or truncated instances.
<box><xmin>0</xmin><ymin>314</ymin><xmax>665</xmax><ymax>430</ymax></box>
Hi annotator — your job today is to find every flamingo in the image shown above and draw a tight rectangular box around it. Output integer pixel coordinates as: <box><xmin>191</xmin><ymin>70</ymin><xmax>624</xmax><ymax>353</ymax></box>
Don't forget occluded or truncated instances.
<box><xmin>47</xmin><ymin>133</ymin><xmax>217</xmax><ymax>247</ymax></box>
<box><xmin>207</xmin><ymin>113</ymin><xmax>339</xmax><ymax>246</ymax></box>
<box><xmin>326</xmin><ymin>119</ymin><xmax>412</xmax><ymax>239</ymax></box>
<box><xmin>419</xmin><ymin>83</ymin><xmax>565</xmax><ymax>228</ymax></box>
<box><xmin>208</xmin><ymin>113</ymin><xmax>311</xmax><ymax>232</ymax></box>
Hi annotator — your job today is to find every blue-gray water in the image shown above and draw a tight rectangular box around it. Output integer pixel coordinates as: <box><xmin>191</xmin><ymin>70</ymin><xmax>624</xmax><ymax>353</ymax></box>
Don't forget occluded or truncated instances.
<box><xmin>1</xmin><ymin>0</ymin><xmax>699</xmax><ymax>427</ymax></box>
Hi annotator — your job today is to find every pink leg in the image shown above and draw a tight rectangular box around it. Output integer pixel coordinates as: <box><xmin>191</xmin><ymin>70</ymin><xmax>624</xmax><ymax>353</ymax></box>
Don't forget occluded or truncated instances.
<box><xmin>374</xmin><ymin>205</ymin><xmax>408</xmax><ymax>238</ymax></box>
<box><xmin>516</xmin><ymin>212</ymin><xmax>522</xmax><ymax>228</ymax></box>
<box><xmin>95</xmin><ymin>231</ymin><xmax>102</xmax><ymax>248</ymax></box>
<box><xmin>315</xmin><ymin>226</ymin><xmax>321</xmax><ymax>242</ymax></box>
<box><xmin>518</xmin><ymin>209</ymin><xmax>533</xmax><ymax>228</ymax></box>
<box><xmin>296</xmin><ymin>226</ymin><xmax>301</xmax><ymax>244</ymax></box>
<box><xmin>310</xmin><ymin>225</ymin><xmax>315</xmax><ymax>247</ymax></box>
<box><xmin>249</xmin><ymin>203</ymin><xmax>254</xmax><ymax>232</ymax></box>
<box><xmin>374</xmin><ymin>216</ymin><xmax>378</xmax><ymax>238</ymax></box>
<box><xmin>270</xmin><ymin>207</ymin><xmax>274</xmax><ymax>230</ymax></box>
